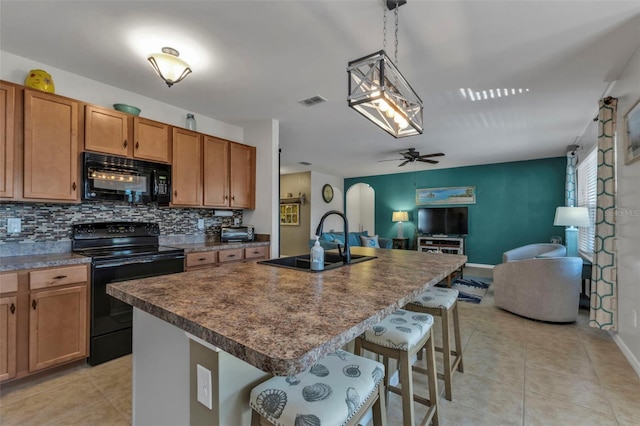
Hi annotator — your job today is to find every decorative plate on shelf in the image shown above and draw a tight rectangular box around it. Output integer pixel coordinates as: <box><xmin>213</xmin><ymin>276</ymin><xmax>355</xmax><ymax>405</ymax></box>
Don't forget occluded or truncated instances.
<box><xmin>322</xmin><ymin>184</ymin><xmax>334</xmax><ymax>203</ymax></box>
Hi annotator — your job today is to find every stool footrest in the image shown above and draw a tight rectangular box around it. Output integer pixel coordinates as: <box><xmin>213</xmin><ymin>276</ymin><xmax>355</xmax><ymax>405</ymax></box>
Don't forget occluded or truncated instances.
<box><xmin>387</xmin><ymin>385</ymin><xmax>435</xmax><ymax>408</ymax></box>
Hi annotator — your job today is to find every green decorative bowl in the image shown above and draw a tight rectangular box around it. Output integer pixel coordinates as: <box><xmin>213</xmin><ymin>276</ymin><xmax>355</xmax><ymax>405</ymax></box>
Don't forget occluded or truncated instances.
<box><xmin>113</xmin><ymin>103</ymin><xmax>141</xmax><ymax>116</ymax></box>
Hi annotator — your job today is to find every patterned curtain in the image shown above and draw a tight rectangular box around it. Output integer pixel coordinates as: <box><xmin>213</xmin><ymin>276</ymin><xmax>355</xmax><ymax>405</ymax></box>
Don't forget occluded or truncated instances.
<box><xmin>590</xmin><ymin>97</ymin><xmax>617</xmax><ymax>330</ymax></box>
<box><xmin>566</xmin><ymin>151</ymin><xmax>577</xmax><ymax>207</ymax></box>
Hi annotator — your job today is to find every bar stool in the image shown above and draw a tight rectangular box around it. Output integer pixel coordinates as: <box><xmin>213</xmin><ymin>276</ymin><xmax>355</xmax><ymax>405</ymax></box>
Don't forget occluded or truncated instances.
<box><xmin>355</xmin><ymin>309</ymin><xmax>439</xmax><ymax>426</ymax></box>
<box><xmin>249</xmin><ymin>349</ymin><xmax>386</xmax><ymax>426</ymax></box>
<box><xmin>406</xmin><ymin>287</ymin><xmax>463</xmax><ymax>401</ymax></box>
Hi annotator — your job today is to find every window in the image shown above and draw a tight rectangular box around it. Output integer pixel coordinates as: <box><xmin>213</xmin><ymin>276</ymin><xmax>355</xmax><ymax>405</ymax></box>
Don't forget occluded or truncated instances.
<box><xmin>576</xmin><ymin>147</ymin><xmax>597</xmax><ymax>259</ymax></box>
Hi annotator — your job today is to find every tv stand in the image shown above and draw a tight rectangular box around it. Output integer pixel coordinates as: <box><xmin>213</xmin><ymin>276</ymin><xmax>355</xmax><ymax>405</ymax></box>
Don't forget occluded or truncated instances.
<box><xmin>418</xmin><ymin>235</ymin><xmax>465</xmax><ymax>255</ymax></box>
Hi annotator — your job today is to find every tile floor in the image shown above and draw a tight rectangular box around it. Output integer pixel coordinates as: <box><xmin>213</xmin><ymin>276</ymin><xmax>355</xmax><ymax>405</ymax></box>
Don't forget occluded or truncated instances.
<box><xmin>1</xmin><ymin>267</ymin><xmax>639</xmax><ymax>425</ymax></box>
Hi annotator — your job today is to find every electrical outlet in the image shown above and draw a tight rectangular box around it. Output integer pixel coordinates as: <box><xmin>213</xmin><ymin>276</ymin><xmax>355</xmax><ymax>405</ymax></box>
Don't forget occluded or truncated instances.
<box><xmin>7</xmin><ymin>218</ymin><xmax>21</xmax><ymax>234</ymax></box>
<box><xmin>197</xmin><ymin>219</ymin><xmax>205</xmax><ymax>230</ymax></box>
<box><xmin>197</xmin><ymin>364</ymin><xmax>213</xmax><ymax>409</ymax></box>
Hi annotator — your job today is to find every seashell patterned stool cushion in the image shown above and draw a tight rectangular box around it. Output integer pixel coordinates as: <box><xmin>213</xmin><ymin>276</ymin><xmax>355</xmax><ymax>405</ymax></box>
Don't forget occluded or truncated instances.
<box><xmin>249</xmin><ymin>349</ymin><xmax>384</xmax><ymax>426</ymax></box>
<box><xmin>363</xmin><ymin>309</ymin><xmax>434</xmax><ymax>351</ymax></box>
<box><xmin>411</xmin><ymin>287</ymin><xmax>459</xmax><ymax>309</ymax></box>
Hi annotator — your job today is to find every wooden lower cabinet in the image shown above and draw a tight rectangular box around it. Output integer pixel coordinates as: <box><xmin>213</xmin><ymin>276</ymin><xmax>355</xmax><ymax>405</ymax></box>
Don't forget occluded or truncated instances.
<box><xmin>29</xmin><ymin>285</ymin><xmax>87</xmax><ymax>372</ymax></box>
<box><xmin>186</xmin><ymin>251</ymin><xmax>218</xmax><ymax>270</ymax></box>
<box><xmin>0</xmin><ymin>265</ymin><xmax>89</xmax><ymax>383</ymax></box>
<box><xmin>0</xmin><ymin>295</ymin><xmax>18</xmax><ymax>381</ymax></box>
<box><xmin>185</xmin><ymin>245</ymin><xmax>270</xmax><ymax>271</ymax></box>
<box><xmin>244</xmin><ymin>246</ymin><xmax>268</xmax><ymax>260</ymax></box>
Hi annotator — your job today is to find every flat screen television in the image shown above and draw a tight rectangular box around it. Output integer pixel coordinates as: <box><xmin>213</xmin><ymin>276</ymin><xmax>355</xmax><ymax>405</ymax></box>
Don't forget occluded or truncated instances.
<box><xmin>417</xmin><ymin>207</ymin><xmax>468</xmax><ymax>235</ymax></box>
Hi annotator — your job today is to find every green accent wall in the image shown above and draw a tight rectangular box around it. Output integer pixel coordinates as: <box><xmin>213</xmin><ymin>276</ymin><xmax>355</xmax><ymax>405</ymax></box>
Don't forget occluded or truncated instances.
<box><xmin>345</xmin><ymin>157</ymin><xmax>566</xmax><ymax>265</ymax></box>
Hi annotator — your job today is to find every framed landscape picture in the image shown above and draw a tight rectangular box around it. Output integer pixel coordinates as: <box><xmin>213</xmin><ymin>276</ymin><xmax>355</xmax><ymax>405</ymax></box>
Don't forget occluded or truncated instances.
<box><xmin>416</xmin><ymin>186</ymin><xmax>476</xmax><ymax>205</ymax></box>
<box><xmin>624</xmin><ymin>98</ymin><xmax>640</xmax><ymax>165</ymax></box>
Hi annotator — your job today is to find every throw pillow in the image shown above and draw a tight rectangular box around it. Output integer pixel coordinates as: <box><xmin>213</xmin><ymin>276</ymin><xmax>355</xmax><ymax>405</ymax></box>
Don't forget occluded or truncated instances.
<box><xmin>320</xmin><ymin>233</ymin><xmax>334</xmax><ymax>242</ymax></box>
<box><xmin>360</xmin><ymin>235</ymin><xmax>380</xmax><ymax>248</ymax></box>
<box><xmin>331</xmin><ymin>233</ymin><xmax>345</xmax><ymax>245</ymax></box>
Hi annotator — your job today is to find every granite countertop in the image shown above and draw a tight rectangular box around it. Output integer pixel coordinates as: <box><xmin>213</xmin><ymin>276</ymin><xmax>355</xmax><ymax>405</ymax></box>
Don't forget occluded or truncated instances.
<box><xmin>107</xmin><ymin>247</ymin><xmax>466</xmax><ymax>376</ymax></box>
<box><xmin>170</xmin><ymin>240</ymin><xmax>270</xmax><ymax>253</ymax></box>
<box><xmin>0</xmin><ymin>253</ymin><xmax>92</xmax><ymax>272</ymax></box>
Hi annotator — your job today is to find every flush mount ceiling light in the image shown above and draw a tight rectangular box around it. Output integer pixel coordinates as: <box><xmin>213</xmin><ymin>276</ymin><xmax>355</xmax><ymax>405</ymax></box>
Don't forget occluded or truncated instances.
<box><xmin>147</xmin><ymin>47</ymin><xmax>192</xmax><ymax>87</ymax></box>
<box><xmin>347</xmin><ymin>0</ymin><xmax>423</xmax><ymax>138</ymax></box>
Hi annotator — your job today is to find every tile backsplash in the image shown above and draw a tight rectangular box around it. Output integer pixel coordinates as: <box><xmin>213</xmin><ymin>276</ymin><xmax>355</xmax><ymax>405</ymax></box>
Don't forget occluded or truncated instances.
<box><xmin>1</xmin><ymin>201</ymin><xmax>242</xmax><ymax>255</ymax></box>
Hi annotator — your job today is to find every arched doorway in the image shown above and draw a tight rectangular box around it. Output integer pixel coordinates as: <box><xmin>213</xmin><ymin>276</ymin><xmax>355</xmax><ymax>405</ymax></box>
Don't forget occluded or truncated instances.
<box><xmin>346</xmin><ymin>183</ymin><xmax>375</xmax><ymax>235</ymax></box>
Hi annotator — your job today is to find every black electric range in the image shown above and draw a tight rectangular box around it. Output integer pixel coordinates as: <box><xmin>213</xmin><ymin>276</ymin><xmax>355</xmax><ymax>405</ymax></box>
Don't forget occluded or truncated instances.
<box><xmin>72</xmin><ymin>222</ymin><xmax>185</xmax><ymax>365</ymax></box>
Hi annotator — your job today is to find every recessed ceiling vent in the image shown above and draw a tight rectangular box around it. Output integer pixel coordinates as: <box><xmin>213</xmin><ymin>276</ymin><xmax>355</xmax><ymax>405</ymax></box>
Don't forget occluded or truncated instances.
<box><xmin>298</xmin><ymin>95</ymin><xmax>327</xmax><ymax>107</ymax></box>
<box><xmin>298</xmin><ymin>161</ymin><xmax>312</xmax><ymax>166</ymax></box>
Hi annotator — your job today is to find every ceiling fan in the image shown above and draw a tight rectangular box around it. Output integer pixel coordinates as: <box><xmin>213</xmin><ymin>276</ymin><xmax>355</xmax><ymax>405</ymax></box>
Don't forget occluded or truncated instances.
<box><xmin>378</xmin><ymin>148</ymin><xmax>445</xmax><ymax>167</ymax></box>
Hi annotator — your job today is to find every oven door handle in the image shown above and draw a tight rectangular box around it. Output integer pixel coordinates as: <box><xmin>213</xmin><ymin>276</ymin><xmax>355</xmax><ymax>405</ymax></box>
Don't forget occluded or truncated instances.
<box><xmin>94</xmin><ymin>255</ymin><xmax>184</xmax><ymax>269</ymax></box>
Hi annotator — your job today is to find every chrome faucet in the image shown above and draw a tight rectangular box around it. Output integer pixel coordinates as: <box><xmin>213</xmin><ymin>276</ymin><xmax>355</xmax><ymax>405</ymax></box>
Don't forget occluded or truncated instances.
<box><xmin>315</xmin><ymin>210</ymin><xmax>351</xmax><ymax>264</ymax></box>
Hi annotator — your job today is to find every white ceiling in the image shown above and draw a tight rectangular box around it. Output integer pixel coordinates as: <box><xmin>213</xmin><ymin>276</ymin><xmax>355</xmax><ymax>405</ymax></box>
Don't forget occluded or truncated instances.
<box><xmin>1</xmin><ymin>1</ymin><xmax>639</xmax><ymax>178</ymax></box>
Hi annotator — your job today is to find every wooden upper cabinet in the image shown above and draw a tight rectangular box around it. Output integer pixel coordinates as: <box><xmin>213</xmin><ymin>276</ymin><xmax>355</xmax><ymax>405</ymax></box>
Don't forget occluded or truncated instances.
<box><xmin>0</xmin><ymin>82</ymin><xmax>15</xmax><ymax>198</ymax></box>
<box><xmin>84</xmin><ymin>105</ymin><xmax>129</xmax><ymax>156</ymax></box>
<box><xmin>134</xmin><ymin>118</ymin><xmax>169</xmax><ymax>163</ymax></box>
<box><xmin>229</xmin><ymin>142</ymin><xmax>256</xmax><ymax>209</ymax></box>
<box><xmin>171</xmin><ymin>127</ymin><xmax>202</xmax><ymax>206</ymax></box>
<box><xmin>203</xmin><ymin>136</ymin><xmax>230</xmax><ymax>207</ymax></box>
<box><xmin>23</xmin><ymin>90</ymin><xmax>79</xmax><ymax>202</ymax></box>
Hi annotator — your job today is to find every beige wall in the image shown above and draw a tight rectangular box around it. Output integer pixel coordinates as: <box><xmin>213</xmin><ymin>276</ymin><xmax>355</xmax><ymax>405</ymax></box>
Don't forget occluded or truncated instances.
<box><xmin>280</xmin><ymin>172</ymin><xmax>311</xmax><ymax>256</ymax></box>
<box><xmin>610</xmin><ymin>45</ymin><xmax>640</xmax><ymax>375</ymax></box>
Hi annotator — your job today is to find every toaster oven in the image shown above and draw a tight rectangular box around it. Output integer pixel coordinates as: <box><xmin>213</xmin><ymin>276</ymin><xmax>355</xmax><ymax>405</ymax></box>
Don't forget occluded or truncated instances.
<box><xmin>221</xmin><ymin>226</ymin><xmax>254</xmax><ymax>242</ymax></box>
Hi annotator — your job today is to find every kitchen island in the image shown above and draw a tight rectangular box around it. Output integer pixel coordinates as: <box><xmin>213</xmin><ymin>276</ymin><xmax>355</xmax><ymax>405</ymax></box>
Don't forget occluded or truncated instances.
<box><xmin>107</xmin><ymin>247</ymin><xmax>466</xmax><ymax>425</ymax></box>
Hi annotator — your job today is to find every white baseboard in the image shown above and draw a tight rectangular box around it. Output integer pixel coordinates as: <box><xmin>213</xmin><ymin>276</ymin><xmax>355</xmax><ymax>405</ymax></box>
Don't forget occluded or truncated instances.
<box><xmin>610</xmin><ymin>331</ymin><xmax>640</xmax><ymax>378</ymax></box>
<box><xmin>466</xmin><ymin>263</ymin><xmax>494</xmax><ymax>269</ymax></box>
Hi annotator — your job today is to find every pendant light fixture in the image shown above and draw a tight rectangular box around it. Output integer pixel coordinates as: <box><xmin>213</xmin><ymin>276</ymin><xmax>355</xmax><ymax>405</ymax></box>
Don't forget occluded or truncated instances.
<box><xmin>147</xmin><ymin>47</ymin><xmax>192</xmax><ymax>87</ymax></box>
<box><xmin>347</xmin><ymin>0</ymin><xmax>423</xmax><ymax>138</ymax></box>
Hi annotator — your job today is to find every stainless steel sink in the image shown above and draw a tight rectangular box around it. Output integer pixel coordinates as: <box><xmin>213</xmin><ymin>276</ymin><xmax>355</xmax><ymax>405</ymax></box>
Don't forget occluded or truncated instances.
<box><xmin>258</xmin><ymin>252</ymin><xmax>376</xmax><ymax>272</ymax></box>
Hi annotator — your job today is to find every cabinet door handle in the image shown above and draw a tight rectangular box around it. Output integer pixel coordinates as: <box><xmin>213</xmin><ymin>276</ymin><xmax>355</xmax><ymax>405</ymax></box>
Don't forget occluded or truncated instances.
<box><xmin>135</xmin><ymin>141</ymin><xmax>140</xmax><ymax>149</ymax></box>
<box><xmin>198</xmin><ymin>257</ymin><xmax>206</xmax><ymax>261</ymax></box>
<box><xmin>174</xmin><ymin>190</ymin><xmax>178</xmax><ymax>197</ymax></box>
<box><xmin>10</xmin><ymin>303</ymin><xmax>15</xmax><ymax>314</ymax></box>
<box><xmin>231</xmin><ymin>195</ymin><xmax>235</xmax><ymax>201</ymax></box>
<box><xmin>223</xmin><ymin>195</ymin><xmax>228</xmax><ymax>200</ymax></box>
<box><xmin>32</xmin><ymin>300</ymin><xmax>37</xmax><ymax>310</ymax></box>
<box><xmin>253</xmin><ymin>251</ymin><xmax>260</xmax><ymax>254</ymax></box>
<box><xmin>124</xmin><ymin>140</ymin><xmax>128</xmax><ymax>148</ymax></box>
<box><xmin>227</xmin><ymin>254</ymin><xmax>236</xmax><ymax>258</ymax></box>
<box><xmin>72</xmin><ymin>182</ymin><xmax>77</xmax><ymax>191</ymax></box>
<box><xmin>53</xmin><ymin>275</ymin><xmax>67</xmax><ymax>280</ymax></box>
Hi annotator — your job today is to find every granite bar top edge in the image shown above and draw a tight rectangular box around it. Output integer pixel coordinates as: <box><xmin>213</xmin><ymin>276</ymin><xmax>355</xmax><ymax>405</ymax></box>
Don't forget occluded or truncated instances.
<box><xmin>1</xmin><ymin>253</ymin><xmax>92</xmax><ymax>272</ymax></box>
<box><xmin>108</xmin><ymin>277</ymin><xmax>443</xmax><ymax>376</ymax></box>
<box><xmin>106</xmin><ymin>248</ymin><xmax>467</xmax><ymax>376</ymax></box>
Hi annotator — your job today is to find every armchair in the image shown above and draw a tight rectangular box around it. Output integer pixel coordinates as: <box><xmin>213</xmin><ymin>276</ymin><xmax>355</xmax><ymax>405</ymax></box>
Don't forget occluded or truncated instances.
<box><xmin>494</xmin><ymin>256</ymin><xmax>582</xmax><ymax>322</ymax></box>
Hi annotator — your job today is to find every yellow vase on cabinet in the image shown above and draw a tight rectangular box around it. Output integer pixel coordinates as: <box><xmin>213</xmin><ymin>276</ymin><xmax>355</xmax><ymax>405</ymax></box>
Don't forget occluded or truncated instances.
<box><xmin>24</xmin><ymin>69</ymin><xmax>55</xmax><ymax>93</ymax></box>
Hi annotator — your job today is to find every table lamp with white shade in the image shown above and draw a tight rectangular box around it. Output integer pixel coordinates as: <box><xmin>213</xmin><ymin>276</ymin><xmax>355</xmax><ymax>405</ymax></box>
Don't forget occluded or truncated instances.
<box><xmin>392</xmin><ymin>211</ymin><xmax>409</xmax><ymax>238</ymax></box>
<box><xmin>553</xmin><ymin>206</ymin><xmax>591</xmax><ymax>257</ymax></box>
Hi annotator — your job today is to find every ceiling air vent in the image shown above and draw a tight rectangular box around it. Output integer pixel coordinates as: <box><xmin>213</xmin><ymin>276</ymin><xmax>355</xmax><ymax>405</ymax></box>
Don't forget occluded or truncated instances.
<box><xmin>298</xmin><ymin>95</ymin><xmax>327</xmax><ymax>107</ymax></box>
<box><xmin>299</xmin><ymin>161</ymin><xmax>312</xmax><ymax>166</ymax></box>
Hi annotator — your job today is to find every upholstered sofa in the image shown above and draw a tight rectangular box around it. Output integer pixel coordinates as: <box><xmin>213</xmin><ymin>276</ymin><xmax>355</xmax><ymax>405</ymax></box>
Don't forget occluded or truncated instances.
<box><xmin>308</xmin><ymin>231</ymin><xmax>393</xmax><ymax>250</ymax></box>
<box><xmin>494</xmin><ymin>244</ymin><xmax>582</xmax><ymax>322</ymax></box>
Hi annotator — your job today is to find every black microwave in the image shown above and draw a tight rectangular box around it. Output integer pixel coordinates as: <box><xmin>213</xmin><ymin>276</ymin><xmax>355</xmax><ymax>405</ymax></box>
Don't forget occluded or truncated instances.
<box><xmin>82</xmin><ymin>152</ymin><xmax>172</xmax><ymax>205</ymax></box>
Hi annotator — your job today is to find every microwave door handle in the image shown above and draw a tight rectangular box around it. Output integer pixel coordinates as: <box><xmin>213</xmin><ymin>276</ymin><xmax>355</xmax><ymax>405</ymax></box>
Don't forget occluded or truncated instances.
<box><xmin>152</xmin><ymin>170</ymin><xmax>158</xmax><ymax>201</ymax></box>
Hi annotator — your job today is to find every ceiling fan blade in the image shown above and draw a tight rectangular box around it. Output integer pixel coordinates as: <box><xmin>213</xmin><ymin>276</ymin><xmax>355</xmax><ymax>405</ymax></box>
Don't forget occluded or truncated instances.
<box><xmin>398</xmin><ymin>160</ymin><xmax>410</xmax><ymax>167</ymax></box>
<box><xmin>417</xmin><ymin>153</ymin><xmax>445</xmax><ymax>159</ymax></box>
<box><xmin>377</xmin><ymin>158</ymin><xmax>404</xmax><ymax>162</ymax></box>
<box><xmin>417</xmin><ymin>158</ymin><xmax>439</xmax><ymax>164</ymax></box>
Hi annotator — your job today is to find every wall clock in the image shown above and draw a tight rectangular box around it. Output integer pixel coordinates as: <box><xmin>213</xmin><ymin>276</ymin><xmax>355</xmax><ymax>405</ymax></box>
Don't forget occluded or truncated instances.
<box><xmin>322</xmin><ymin>184</ymin><xmax>334</xmax><ymax>203</ymax></box>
